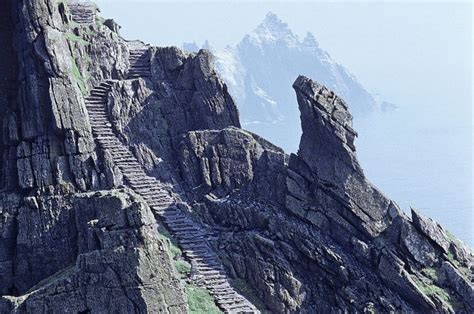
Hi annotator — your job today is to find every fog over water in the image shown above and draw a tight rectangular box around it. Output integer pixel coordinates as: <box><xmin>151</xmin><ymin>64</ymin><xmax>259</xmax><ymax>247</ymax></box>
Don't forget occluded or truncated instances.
<box><xmin>95</xmin><ymin>0</ymin><xmax>473</xmax><ymax>246</ymax></box>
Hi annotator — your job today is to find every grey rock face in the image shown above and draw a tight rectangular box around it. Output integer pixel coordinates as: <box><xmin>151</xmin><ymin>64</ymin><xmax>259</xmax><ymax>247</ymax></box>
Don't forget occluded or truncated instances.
<box><xmin>411</xmin><ymin>207</ymin><xmax>451</xmax><ymax>253</ymax></box>
<box><xmin>0</xmin><ymin>0</ymin><xmax>108</xmax><ymax>192</ymax></box>
<box><xmin>0</xmin><ymin>190</ymin><xmax>186</xmax><ymax>313</ymax></box>
<box><xmin>177</xmin><ymin>127</ymin><xmax>286</xmax><ymax>202</ymax></box>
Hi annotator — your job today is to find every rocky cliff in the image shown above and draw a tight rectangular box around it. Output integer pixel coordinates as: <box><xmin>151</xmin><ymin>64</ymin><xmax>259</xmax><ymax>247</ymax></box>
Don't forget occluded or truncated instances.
<box><xmin>0</xmin><ymin>0</ymin><xmax>472</xmax><ymax>313</ymax></box>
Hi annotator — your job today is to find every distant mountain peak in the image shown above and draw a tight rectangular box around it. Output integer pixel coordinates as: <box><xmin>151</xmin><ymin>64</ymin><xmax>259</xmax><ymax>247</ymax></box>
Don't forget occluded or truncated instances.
<box><xmin>245</xmin><ymin>11</ymin><xmax>299</xmax><ymax>46</ymax></box>
<box><xmin>262</xmin><ymin>11</ymin><xmax>285</xmax><ymax>27</ymax></box>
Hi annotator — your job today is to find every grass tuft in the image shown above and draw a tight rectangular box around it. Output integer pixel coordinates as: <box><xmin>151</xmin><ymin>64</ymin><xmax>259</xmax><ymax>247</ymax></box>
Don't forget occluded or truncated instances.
<box><xmin>174</xmin><ymin>260</ymin><xmax>191</xmax><ymax>277</ymax></box>
<box><xmin>66</xmin><ymin>32</ymin><xmax>89</xmax><ymax>45</ymax></box>
<box><xmin>186</xmin><ymin>285</ymin><xmax>222</xmax><ymax>314</ymax></box>
<box><xmin>71</xmin><ymin>59</ymin><xmax>86</xmax><ymax>94</ymax></box>
<box><xmin>157</xmin><ymin>225</ymin><xmax>182</xmax><ymax>258</ymax></box>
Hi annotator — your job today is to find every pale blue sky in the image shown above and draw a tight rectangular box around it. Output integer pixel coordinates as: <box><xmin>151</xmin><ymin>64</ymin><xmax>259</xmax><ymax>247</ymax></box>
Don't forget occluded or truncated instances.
<box><xmin>94</xmin><ymin>0</ymin><xmax>472</xmax><ymax>108</ymax></box>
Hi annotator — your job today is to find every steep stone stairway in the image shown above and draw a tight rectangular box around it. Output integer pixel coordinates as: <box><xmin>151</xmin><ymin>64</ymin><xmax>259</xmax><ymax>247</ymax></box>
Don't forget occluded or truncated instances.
<box><xmin>127</xmin><ymin>49</ymin><xmax>151</xmax><ymax>78</ymax></box>
<box><xmin>84</xmin><ymin>53</ymin><xmax>259</xmax><ymax>314</ymax></box>
<box><xmin>68</xmin><ymin>2</ymin><xmax>96</xmax><ymax>24</ymax></box>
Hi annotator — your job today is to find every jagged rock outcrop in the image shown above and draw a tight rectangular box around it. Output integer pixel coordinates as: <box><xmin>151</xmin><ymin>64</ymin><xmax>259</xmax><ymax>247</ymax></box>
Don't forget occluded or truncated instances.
<box><xmin>0</xmin><ymin>0</ymin><xmax>472</xmax><ymax>313</ymax></box>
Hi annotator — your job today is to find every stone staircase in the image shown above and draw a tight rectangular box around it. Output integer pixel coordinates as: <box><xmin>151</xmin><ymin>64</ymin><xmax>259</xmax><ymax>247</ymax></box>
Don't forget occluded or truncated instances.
<box><xmin>83</xmin><ymin>53</ymin><xmax>259</xmax><ymax>314</ymax></box>
<box><xmin>127</xmin><ymin>49</ymin><xmax>151</xmax><ymax>78</ymax></box>
<box><xmin>68</xmin><ymin>2</ymin><xmax>96</xmax><ymax>24</ymax></box>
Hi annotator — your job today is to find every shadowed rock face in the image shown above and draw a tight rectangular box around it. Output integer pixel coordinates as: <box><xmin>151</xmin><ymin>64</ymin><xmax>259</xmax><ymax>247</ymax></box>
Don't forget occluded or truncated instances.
<box><xmin>0</xmin><ymin>0</ymin><xmax>472</xmax><ymax>313</ymax></box>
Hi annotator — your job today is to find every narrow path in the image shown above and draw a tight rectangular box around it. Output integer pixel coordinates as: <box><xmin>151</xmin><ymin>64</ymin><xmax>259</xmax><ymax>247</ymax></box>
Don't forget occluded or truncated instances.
<box><xmin>84</xmin><ymin>49</ymin><xmax>259</xmax><ymax>313</ymax></box>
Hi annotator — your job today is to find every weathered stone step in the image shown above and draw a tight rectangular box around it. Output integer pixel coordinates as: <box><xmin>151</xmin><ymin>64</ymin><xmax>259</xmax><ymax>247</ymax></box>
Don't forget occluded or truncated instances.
<box><xmin>93</xmin><ymin>130</ymin><xmax>114</xmax><ymax>135</ymax></box>
<box><xmin>128</xmin><ymin>72</ymin><xmax>150</xmax><ymax>76</ymax></box>
<box><xmin>208</xmin><ymin>284</ymin><xmax>232</xmax><ymax>291</ymax></box>
<box><xmin>139</xmin><ymin>189</ymin><xmax>168</xmax><ymax>197</ymax></box>
<box><xmin>97</xmin><ymin>138</ymin><xmax>117</xmax><ymax>142</ymax></box>
<box><xmin>86</xmin><ymin>100</ymin><xmax>106</xmax><ymax>104</ymax></box>
<box><xmin>129</xmin><ymin>61</ymin><xmax>150</xmax><ymax>66</ymax></box>
<box><xmin>217</xmin><ymin>297</ymin><xmax>246</xmax><ymax>306</ymax></box>
<box><xmin>223</xmin><ymin>302</ymin><xmax>255</xmax><ymax>311</ymax></box>
<box><xmin>87</xmin><ymin>107</ymin><xmax>107</xmax><ymax>112</ymax></box>
<box><xmin>170</xmin><ymin>225</ymin><xmax>201</xmax><ymax>232</ymax></box>
<box><xmin>129</xmin><ymin>182</ymin><xmax>160</xmax><ymax>188</ymax></box>
<box><xmin>90</xmin><ymin>115</ymin><xmax>109</xmax><ymax>120</ymax></box>
<box><xmin>86</xmin><ymin>95</ymin><xmax>105</xmax><ymax>100</ymax></box>
<box><xmin>130</xmin><ymin>64</ymin><xmax>150</xmax><ymax>68</ymax></box>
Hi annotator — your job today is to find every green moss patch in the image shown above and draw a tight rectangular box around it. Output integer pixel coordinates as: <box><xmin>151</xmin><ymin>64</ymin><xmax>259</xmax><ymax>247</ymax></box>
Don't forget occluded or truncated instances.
<box><xmin>412</xmin><ymin>275</ymin><xmax>452</xmax><ymax>309</ymax></box>
<box><xmin>66</xmin><ymin>32</ymin><xmax>89</xmax><ymax>45</ymax></box>
<box><xmin>186</xmin><ymin>285</ymin><xmax>222</xmax><ymax>314</ymax></box>
<box><xmin>175</xmin><ymin>260</ymin><xmax>191</xmax><ymax>277</ymax></box>
<box><xmin>71</xmin><ymin>58</ymin><xmax>86</xmax><ymax>94</ymax></box>
<box><xmin>421</xmin><ymin>268</ymin><xmax>439</xmax><ymax>281</ymax></box>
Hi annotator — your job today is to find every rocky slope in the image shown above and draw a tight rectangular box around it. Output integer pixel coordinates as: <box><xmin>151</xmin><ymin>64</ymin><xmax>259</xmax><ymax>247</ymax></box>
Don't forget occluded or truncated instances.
<box><xmin>0</xmin><ymin>0</ymin><xmax>472</xmax><ymax>313</ymax></box>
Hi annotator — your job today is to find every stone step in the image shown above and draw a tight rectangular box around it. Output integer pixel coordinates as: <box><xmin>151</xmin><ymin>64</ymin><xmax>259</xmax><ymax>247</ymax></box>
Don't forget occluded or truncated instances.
<box><xmin>128</xmin><ymin>73</ymin><xmax>151</xmax><ymax>76</ymax></box>
<box><xmin>90</xmin><ymin>90</ymin><xmax>108</xmax><ymax>95</ymax></box>
<box><xmin>217</xmin><ymin>298</ymin><xmax>246</xmax><ymax>306</ymax></box>
<box><xmin>86</xmin><ymin>95</ymin><xmax>105</xmax><ymax>100</ymax></box>
<box><xmin>86</xmin><ymin>99</ymin><xmax>106</xmax><ymax>104</ymax></box>
<box><xmin>130</xmin><ymin>64</ymin><xmax>150</xmax><ymax>68</ymax></box>
<box><xmin>139</xmin><ymin>191</ymin><xmax>169</xmax><ymax>197</ymax></box>
<box><xmin>143</xmin><ymin>196</ymin><xmax>171</xmax><ymax>204</ymax></box>
<box><xmin>129</xmin><ymin>182</ymin><xmax>161</xmax><ymax>189</ymax></box>
<box><xmin>208</xmin><ymin>284</ymin><xmax>233</xmax><ymax>291</ymax></box>
<box><xmin>97</xmin><ymin>137</ymin><xmax>119</xmax><ymax>143</ymax></box>
<box><xmin>129</xmin><ymin>61</ymin><xmax>148</xmax><ymax>64</ymax></box>
<box><xmin>87</xmin><ymin>108</ymin><xmax>107</xmax><ymax>112</ymax></box>
<box><xmin>198</xmin><ymin>270</ymin><xmax>225</xmax><ymax>276</ymax></box>
<box><xmin>171</xmin><ymin>225</ymin><xmax>201</xmax><ymax>233</ymax></box>
<box><xmin>222</xmin><ymin>302</ymin><xmax>255</xmax><ymax>311</ymax></box>
<box><xmin>90</xmin><ymin>115</ymin><xmax>108</xmax><ymax>120</ymax></box>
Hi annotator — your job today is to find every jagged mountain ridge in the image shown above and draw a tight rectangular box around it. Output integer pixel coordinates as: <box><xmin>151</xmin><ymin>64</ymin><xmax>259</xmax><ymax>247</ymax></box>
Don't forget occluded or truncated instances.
<box><xmin>184</xmin><ymin>12</ymin><xmax>379</xmax><ymax>152</ymax></box>
<box><xmin>0</xmin><ymin>1</ymin><xmax>472</xmax><ymax>313</ymax></box>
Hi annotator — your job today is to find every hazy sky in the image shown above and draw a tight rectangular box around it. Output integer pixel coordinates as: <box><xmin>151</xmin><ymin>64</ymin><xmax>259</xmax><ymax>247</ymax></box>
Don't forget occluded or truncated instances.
<box><xmin>94</xmin><ymin>0</ymin><xmax>472</xmax><ymax>107</ymax></box>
